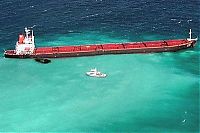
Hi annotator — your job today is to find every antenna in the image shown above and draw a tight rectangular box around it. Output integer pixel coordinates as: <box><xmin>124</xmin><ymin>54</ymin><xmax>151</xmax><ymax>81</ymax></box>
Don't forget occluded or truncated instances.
<box><xmin>29</xmin><ymin>25</ymin><xmax>36</xmax><ymax>29</ymax></box>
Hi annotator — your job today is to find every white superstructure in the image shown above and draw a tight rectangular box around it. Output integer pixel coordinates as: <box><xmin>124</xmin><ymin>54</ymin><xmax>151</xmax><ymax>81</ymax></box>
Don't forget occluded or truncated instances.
<box><xmin>15</xmin><ymin>27</ymin><xmax>35</xmax><ymax>55</ymax></box>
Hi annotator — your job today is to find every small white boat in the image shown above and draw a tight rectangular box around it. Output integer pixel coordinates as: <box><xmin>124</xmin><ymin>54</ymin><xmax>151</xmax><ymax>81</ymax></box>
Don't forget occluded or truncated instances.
<box><xmin>86</xmin><ymin>68</ymin><xmax>107</xmax><ymax>78</ymax></box>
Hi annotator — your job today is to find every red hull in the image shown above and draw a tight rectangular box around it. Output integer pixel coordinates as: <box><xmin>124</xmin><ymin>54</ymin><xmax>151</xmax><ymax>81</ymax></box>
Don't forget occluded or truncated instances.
<box><xmin>4</xmin><ymin>39</ymin><xmax>196</xmax><ymax>58</ymax></box>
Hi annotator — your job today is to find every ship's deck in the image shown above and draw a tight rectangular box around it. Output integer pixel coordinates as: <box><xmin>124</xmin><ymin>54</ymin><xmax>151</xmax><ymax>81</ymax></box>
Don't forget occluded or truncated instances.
<box><xmin>34</xmin><ymin>39</ymin><xmax>189</xmax><ymax>54</ymax></box>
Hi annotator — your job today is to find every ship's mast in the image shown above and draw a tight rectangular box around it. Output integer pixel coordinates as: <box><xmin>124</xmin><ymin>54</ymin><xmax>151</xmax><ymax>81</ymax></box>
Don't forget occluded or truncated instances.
<box><xmin>187</xmin><ymin>29</ymin><xmax>198</xmax><ymax>41</ymax></box>
<box><xmin>32</xmin><ymin>28</ymin><xmax>33</xmax><ymax>37</ymax></box>
<box><xmin>189</xmin><ymin>29</ymin><xmax>192</xmax><ymax>40</ymax></box>
<box><xmin>25</xmin><ymin>27</ymin><xmax>30</xmax><ymax>39</ymax></box>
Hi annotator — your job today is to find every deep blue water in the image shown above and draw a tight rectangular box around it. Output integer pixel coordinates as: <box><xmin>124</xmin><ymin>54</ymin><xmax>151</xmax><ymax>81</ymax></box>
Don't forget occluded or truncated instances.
<box><xmin>0</xmin><ymin>0</ymin><xmax>199</xmax><ymax>50</ymax></box>
<box><xmin>0</xmin><ymin>0</ymin><xmax>199</xmax><ymax>132</ymax></box>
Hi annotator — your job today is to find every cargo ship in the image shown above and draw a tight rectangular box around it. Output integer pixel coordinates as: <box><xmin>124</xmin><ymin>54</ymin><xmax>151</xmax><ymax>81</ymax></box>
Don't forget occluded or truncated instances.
<box><xmin>4</xmin><ymin>27</ymin><xmax>197</xmax><ymax>58</ymax></box>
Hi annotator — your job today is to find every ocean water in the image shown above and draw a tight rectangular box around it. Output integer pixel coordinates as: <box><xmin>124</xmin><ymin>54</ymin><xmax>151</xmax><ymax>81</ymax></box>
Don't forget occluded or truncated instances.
<box><xmin>0</xmin><ymin>0</ymin><xmax>199</xmax><ymax>132</ymax></box>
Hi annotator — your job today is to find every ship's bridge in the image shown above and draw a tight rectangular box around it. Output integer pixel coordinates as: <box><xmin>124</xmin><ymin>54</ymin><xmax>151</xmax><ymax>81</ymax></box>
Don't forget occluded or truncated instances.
<box><xmin>15</xmin><ymin>27</ymin><xmax>35</xmax><ymax>55</ymax></box>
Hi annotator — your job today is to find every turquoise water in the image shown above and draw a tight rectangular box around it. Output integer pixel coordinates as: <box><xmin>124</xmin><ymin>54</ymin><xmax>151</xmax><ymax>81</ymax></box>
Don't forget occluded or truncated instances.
<box><xmin>0</xmin><ymin>31</ymin><xmax>199</xmax><ymax>131</ymax></box>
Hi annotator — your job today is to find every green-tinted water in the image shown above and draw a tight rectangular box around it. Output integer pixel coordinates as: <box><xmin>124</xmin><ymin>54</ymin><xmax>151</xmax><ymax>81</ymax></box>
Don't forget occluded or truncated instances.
<box><xmin>0</xmin><ymin>31</ymin><xmax>199</xmax><ymax>132</ymax></box>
